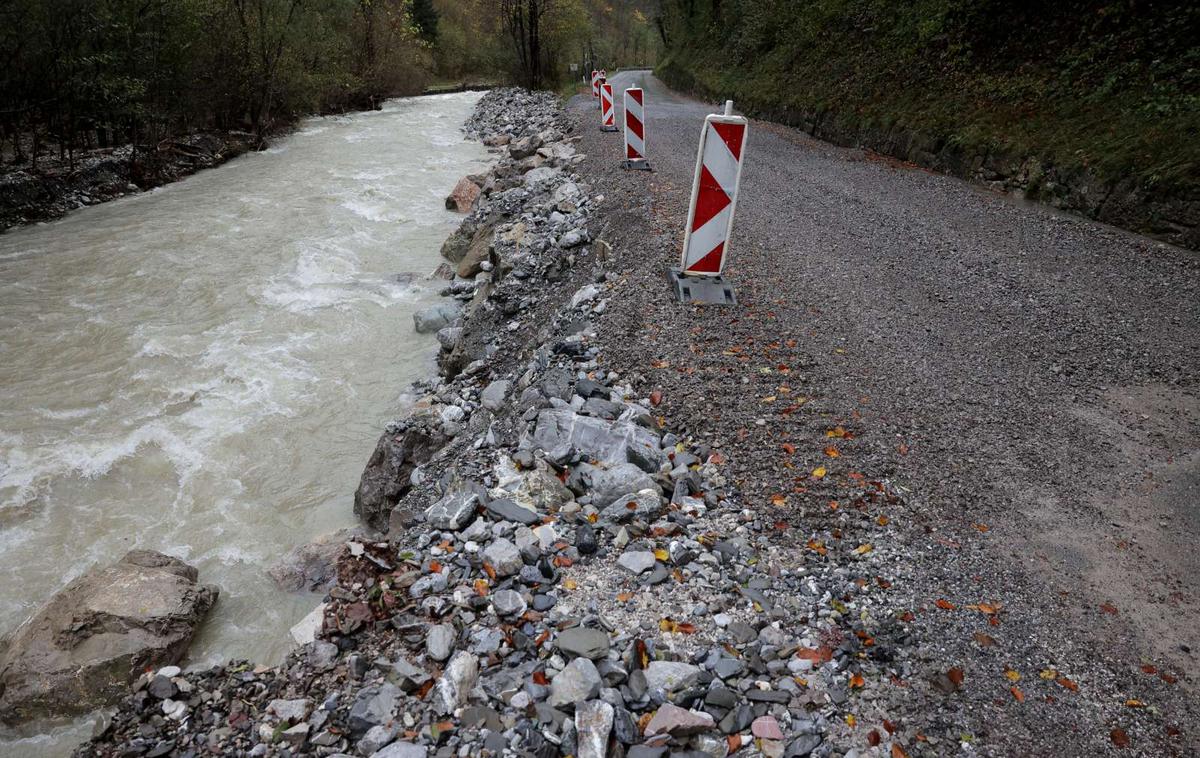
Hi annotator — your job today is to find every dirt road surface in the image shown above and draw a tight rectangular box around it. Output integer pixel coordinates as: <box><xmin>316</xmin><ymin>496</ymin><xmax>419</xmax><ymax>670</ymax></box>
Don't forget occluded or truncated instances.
<box><xmin>573</xmin><ymin>70</ymin><xmax>1199</xmax><ymax>755</ymax></box>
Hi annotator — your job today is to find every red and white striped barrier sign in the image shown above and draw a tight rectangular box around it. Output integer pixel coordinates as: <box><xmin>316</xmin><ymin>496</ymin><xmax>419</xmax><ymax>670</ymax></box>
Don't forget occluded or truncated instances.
<box><xmin>679</xmin><ymin>101</ymin><xmax>748</xmax><ymax>276</ymax></box>
<box><xmin>600</xmin><ymin>82</ymin><xmax>617</xmax><ymax>131</ymax></box>
<box><xmin>623</xmin><ymin>87</ymin><xmax>649</xmax><ymax>169</ymax></box>
<box><xmin>591</xmin><ymin>70</ymin><xmax>600</xmax><ymax>98</ymax></box>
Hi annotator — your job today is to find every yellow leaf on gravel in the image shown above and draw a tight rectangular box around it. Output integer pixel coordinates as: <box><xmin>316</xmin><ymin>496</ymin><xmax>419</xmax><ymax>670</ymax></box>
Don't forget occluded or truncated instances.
<box><xmin>812</xmin><ymin>466</ymin><xmax>827</xmax><ymax>478</ymax></box>
<box><xmin>562</xmin><ymin>579</ymin><xmax>577</xmax><ymax>590</ymax></box>
<box><xmin>654</xmin><ymin>548</ymin><xmax>669</xmax><ymax>562</ymax></box>
<box><xmin>852</xmin><ymin>543</ymin><xmax>874</xmax><ymax>556</ymax></box>
<box><xmin>1004</xmin><ymin>669</ymin><xmax>1021</xmax><ymax>682</ymax></box>
<box><xmin>826</xmin><ymin>426</ymin><xmax>848</xmax><ymax>438</ymax></box>
<box><xmin>845</xmin><ymin>714</ymin><xmax>856</xmax><ymax>727</ymax></box>
<box><xmin>1039</xmin><ymin>669</ymin><xmax>1058</xmax><ymax>680</ymax></box>
<box><xmin>824</xmin><ymin>446</ymin><xmax>841</xmax><ymax>458</ymax></box>
<box><xmin>877</xmin><ymin>515</ymin><xmax>890</xmax><ymax>526</ymax></box>
<box><xmin>770</xmin><ymin>493</ymin><xmax>787</xmax><ymax>506</ymax></box>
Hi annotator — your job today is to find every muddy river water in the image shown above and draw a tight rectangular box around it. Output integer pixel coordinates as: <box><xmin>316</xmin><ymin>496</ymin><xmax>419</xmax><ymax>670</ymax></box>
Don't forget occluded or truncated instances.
<box><xmin>0</xmin><ymin>92</ymin><xmax>488</xmax><ymax>753</ymax></box>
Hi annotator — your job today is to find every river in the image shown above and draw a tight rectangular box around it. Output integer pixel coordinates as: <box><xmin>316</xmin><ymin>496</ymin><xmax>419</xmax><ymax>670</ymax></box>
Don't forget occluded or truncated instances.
<box><xmin>0</xmin><ymin>91</ymin><xmax>488</xmax><ymax>754</ymax></box>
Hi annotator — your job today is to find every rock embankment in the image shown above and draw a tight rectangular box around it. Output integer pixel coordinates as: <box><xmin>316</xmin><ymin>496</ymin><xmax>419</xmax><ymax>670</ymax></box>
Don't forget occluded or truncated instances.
<box><xmin>79</xmin><ymin>88</ymin><xmax>888</xmax><ymax>758</ymax></box>
<box><xmin>0</xmin><ymin>550</ymin><xmax>217</xmax><ymax>724</ymax></box>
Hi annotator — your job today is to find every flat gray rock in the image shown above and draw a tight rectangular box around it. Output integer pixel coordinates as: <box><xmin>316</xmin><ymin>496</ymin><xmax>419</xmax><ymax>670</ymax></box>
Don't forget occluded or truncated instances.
<box><xmin>373</xmin><ymin>741</ymin><xmax>428</xmax><ymax>758</ymax></box>
<box><xmin>644</xmin><ymin>661</ymin><xmax>702</xmax><ymax>694</ymax></box>
<box><xmin>485</xmin><ymin>497</ymin><xmax>539</xmax><ymax>525</ymax></box>
<box><xmin>600</xmin><ymin>489</ymin><xmax>664</xmax><ymax>524</ymax></box>
<box><xmin>616</xmin><ymin>551</ymin><xmax>656</xmax><ymax>575</ymax></box>
<box><xmin>554</xmin><ymin>627</ymin><xmax>611</xmax><ymax>660</ymax></box>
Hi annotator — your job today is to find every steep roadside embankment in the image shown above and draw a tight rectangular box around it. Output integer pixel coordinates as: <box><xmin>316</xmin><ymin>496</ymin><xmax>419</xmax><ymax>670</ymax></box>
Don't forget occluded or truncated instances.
<box><xmin>656</xmin><ymin>2</ymin><xmax>1199</xmax><ymax>250</ymax></box>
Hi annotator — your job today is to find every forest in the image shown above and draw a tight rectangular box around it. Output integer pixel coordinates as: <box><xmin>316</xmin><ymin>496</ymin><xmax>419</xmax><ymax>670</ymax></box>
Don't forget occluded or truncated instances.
<box><xmin>656</xmin><ymin>0</ymin><xmax>1199</xmax><ymax>203</ymax></box>
<box><xmin>0</xmin><ymin>0</ymin><xmax>660</xmax><ymax>169</ymax></box>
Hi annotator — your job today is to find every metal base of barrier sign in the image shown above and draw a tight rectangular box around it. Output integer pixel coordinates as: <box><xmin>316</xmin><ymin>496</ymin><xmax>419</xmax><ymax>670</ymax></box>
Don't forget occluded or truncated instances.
<box><xmin>668</xmin><ymin>268</ymin><xmax>737</xmax><ymax>305</ymax></box>
<box><xmin>623</xmin><ymin>159</ymin><xmax>651</xmax><ymax>171</ymax></box>
<box><xmin>601</xmin><ymin>125</ymin><xmax>619</xmax><ymax>133</ymax></box>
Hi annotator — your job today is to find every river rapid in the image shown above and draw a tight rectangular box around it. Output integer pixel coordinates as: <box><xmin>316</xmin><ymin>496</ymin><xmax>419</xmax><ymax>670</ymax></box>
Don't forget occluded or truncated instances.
<box><xmin>0</xmin><ymin>91</ymin><xmax>488</xmax><ymax>737</ymax></box>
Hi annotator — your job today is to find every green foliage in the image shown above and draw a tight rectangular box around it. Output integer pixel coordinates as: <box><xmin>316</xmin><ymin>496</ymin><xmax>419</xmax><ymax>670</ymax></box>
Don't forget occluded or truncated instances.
<box><xmin>657</xmin><ymin>0</ymin><xmax>1200</xmax><ymax>192</ymax></box>
<box><xmin>410</xmin><ymin>0</ymin><xmax>439</xmax><ymax>42</ymax></box>
<box><xmin>0</xmin><ymin>0</ymin><xmax>432</xmax><ymax>164</ymax></box>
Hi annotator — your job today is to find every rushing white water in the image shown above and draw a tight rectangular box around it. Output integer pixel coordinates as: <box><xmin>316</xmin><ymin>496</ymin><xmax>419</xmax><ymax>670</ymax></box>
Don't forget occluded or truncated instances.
<box><xmin>0</xmin><ymin>92</ymin><xmax>488</xmax><ymax>703</ymax></box>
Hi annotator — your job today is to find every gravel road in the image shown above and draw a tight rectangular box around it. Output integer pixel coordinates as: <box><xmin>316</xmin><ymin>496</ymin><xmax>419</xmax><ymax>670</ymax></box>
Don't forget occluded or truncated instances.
<box><xmin>572</xmin><ymin>70</ymin><xmax>1200</xmax><ymax>755</ymax></box>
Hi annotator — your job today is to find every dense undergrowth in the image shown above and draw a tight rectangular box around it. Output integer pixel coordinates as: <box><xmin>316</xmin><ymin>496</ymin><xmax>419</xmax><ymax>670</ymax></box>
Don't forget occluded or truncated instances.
<box><xmin>657</xmin><ymin>0</ymin><xmax>1198</xmax><ymax>229</ymax></box>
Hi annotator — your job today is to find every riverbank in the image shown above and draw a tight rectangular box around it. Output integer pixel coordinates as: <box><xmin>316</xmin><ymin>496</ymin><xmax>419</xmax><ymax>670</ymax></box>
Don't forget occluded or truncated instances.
<box><xmin>0</xmin><ymin>131</ymin><xmax>259</xmax><ymax>232</ymax></box>
<box><xmin>75</xmin><ymin>88</ymin><xmax>865</xmax><ymax>758</ymax></box>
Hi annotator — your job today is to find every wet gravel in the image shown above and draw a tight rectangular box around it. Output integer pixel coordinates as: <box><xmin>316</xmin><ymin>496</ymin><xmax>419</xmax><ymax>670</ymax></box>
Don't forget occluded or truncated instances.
<box><xmin>574</xmin><ymin>70</ymin><xmax>1200</xmax><ymax>756</ymax></box>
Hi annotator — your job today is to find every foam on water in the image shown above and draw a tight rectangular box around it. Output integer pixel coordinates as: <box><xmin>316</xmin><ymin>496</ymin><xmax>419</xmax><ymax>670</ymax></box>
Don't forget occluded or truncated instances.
<box><xmin>0</xmin><ymin>90</ymin><xmax>490</xmax><ymax>755</ymax></box>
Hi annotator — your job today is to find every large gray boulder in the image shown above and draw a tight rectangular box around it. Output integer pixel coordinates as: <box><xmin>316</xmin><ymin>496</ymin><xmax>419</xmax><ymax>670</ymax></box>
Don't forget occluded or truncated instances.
<box><xmin>354</xmin><ymin>411</ymin><xmax>451</xmax><ymax>533</ymax></box>
<box><xmin>413</xmin><ymin>301</ymin><xmax>462</xmax><ymax>334</ymax></box>
<box><xmin>527</xmin><ymin>409</ymin><xmax>666</xmax><ymax>472</ymax></box>
<box><xmin>0</xmin><ymin>550</ymin><xmax>218</xmax><ymax>724</ymax></box>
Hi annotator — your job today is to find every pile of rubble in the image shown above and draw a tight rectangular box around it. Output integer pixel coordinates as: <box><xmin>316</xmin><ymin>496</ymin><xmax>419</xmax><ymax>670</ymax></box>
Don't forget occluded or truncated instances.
<box><xmin>80</xmin><ymin>88</ymin><xmax>907</xmax><ymax>758</ymax></box>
